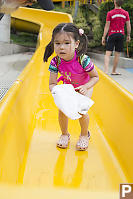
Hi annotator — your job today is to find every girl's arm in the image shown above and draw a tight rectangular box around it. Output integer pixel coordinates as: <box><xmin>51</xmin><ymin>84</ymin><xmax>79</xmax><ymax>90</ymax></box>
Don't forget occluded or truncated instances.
<box><xmin>85</xmin><ymin>68</ymin><xmax>99</xmax><ymax>89</ymax></box>
<box><xmin>75</xmin><ymin>68</ymin><xmax>99</xmax><ymax>95</ymax></box>
<box><xmin>49</xmin><ymin>72</ymin><xmax>58</xmax><ymax>92</ymax></box>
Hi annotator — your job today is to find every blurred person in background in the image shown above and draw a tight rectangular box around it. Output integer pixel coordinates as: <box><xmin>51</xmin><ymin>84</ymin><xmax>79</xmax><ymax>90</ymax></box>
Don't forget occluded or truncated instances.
<box><xmin>0</xmin><ymin>0</ymin><xmax>54</xmax><ymax>19</ymax></box>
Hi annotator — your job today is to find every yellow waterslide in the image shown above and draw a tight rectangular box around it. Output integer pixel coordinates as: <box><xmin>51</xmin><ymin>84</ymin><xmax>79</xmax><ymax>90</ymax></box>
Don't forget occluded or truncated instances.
<box><xmin>0</xmin><ymin>7</ymin><xmax>133</xmax><ymax>199</ymax></box>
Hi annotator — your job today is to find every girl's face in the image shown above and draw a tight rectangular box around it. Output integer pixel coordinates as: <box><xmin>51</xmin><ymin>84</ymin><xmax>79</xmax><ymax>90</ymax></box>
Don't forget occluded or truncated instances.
<box><xmin>54</xmin><ymin>31</ymin><xmax>79</xmax><ymax>61</ymax></box>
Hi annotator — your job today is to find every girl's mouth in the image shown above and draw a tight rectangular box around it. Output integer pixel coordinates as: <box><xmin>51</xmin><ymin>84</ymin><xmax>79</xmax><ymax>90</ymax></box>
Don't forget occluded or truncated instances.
<box><xmin>60</xmin><ymin>52</ymin><xmax>66</xmax><ymax>54</ymax></box>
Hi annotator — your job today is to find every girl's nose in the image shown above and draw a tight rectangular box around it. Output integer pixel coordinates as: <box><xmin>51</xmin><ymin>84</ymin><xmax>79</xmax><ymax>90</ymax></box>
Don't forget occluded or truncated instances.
<box><xmin>60</xmin><ymin>44</ymin><xmax>64</xmax><ymax>49</ymax></box>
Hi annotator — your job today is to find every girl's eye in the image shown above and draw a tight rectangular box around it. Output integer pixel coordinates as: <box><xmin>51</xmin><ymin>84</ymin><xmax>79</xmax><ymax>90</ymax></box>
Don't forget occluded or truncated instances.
<box><xmin>55</xmin><ymin>43</ymin><xmax>60</xmax><ymax>45</ymax></box>
<box><xmin>65</xmin><ymin>42</ymin><xmax>70</xmax><ymax>44</ymax></box>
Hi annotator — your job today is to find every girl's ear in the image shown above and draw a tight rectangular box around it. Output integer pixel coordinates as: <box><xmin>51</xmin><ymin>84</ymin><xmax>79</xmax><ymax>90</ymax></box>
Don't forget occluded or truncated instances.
<box><xmin>75</xmin><ymin>40</ymin><xmax>80</xmax><ymax>49</ymax></box>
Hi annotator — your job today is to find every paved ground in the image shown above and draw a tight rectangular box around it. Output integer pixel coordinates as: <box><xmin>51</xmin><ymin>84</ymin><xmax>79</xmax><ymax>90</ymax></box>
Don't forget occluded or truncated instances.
<box><xmin>90</xmin><ymin>57</ymin><xmax>133</xmax><ymax>94</ymax></box>
<box><xmin>0</xmin><ymin>52</ymin><xmax>33</xmax><ymax>100</ymax></box>
<box><xmin>0</xmin><ymin>52</ymin><xmax>133</xmax><ymax>101</ymax></box>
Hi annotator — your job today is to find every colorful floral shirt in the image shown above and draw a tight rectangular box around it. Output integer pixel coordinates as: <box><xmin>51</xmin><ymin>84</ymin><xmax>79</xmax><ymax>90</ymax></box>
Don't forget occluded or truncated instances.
<box><xmin>49</xmin><ymin>51</ymin><xmax>94</xmax><ymax>88</ymax></box>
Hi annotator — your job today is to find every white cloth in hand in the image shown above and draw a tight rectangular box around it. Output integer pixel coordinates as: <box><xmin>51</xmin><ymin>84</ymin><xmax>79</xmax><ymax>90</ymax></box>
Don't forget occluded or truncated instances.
<box><xmin>52</xmin><ymin>84</ymin><xmax>94</xmax><ymax>120</ymax></box>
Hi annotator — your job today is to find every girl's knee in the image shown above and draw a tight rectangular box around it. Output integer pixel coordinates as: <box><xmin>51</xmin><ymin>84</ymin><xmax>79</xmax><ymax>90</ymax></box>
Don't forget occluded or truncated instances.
<box><xmin>58</xmin><ymin>109</ymin><xmax>67</xmax><ymax>117</ymax></box>
<box><xmin>79</xmin><ymin>113</ymin><xmax>89</xmax><ymax>119</ymax></box>
<box><xmin>59</xmin><ymin>109</ymin><xmax>63</xmax><ymax>115</ymax></box>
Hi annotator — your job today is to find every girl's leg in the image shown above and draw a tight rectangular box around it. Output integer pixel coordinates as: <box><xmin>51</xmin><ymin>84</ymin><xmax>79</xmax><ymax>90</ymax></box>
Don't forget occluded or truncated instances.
<box><xmin>79</xmin><ymin>113</ymin><xmax>89</xmax><ymax>136</ymax></box>
<box><xmin>58</xmin><ymin>109</ymin><xmax>69</xmax><ymax>135</ymax></box>
<box><xmin>78</xmin><ymin>88</ymin><xmax>92</xmax><ymax>136</ymax></box>
<box><xmin>57</xmin><ymin>110</ymin><xmax>70</xmax><ymax>148</ymax></box>
<box><xmin>77</xmin><ymin>113</ymin><xmax>89</xmax><ymax>150</ymax></box>
<box><xmin>77</xmin><ymin>88</ymin><xmax>93</xmax><ymax>150</ymax></box>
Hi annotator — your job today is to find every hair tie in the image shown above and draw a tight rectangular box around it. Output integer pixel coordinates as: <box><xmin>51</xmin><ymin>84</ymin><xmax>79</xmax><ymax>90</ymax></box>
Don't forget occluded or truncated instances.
<box><xmin>79</xmin><ymin>28</ymin><xmax>84</xmax><ymax>36</ymax></box>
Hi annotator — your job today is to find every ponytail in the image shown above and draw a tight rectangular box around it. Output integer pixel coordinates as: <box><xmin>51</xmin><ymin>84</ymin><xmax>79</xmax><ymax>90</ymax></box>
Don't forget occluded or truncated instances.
<box><xmin>43</xmin><ymin>41</ymin><xmax>54</xmax><ymax>62</ymax></box>
<box><xmin>77</xmin><ymin>33</ymin><xmax>88</xmax><ymax>56</ymax></box>
<box><xmin>43</xmin><ymin>23</ymin><xmax>89</xmax><ymax>62</ymax></box>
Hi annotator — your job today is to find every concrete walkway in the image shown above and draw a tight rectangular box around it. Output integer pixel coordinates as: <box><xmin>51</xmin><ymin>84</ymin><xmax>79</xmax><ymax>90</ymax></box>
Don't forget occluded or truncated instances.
<box><xmin>88</xmin><ymin>52</ymin><xmax>133</xmax><ymax>94</ymax></box>
<box><xmin>0</xmin><ymin>52</ymin><xmax>33</xmax><ymax>100</ymax></box>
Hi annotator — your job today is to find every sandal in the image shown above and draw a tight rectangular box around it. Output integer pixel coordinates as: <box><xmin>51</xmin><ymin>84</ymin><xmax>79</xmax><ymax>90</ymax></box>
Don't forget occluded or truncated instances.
<box><xmin>57</xmin><ymin>134</ymin><xmax>70</xmax><ymax>149</ymax></box>
<box><xmin>111</xmin><ymin>73</ymin><xmax>121</xmax><ymax>75</ymax></box>
<box><xmin>76</xmin><ymin>135</ymin><xmax>89</xmax><ymax>151</ymax></box>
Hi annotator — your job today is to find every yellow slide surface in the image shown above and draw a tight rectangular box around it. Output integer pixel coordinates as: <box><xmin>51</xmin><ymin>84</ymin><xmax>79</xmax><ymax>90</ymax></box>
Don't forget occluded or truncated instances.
<box><xmin>0</xmin><ymin>7</ymin><xmax>133</xmax><ymax>199</ymax></box>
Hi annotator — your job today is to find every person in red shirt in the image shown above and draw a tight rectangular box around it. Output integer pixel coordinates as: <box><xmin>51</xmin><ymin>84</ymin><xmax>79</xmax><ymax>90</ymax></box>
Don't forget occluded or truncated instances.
<box><xmin>102</xmin><ymin>0</ymin><xmax>131</xmax><ymax>75</ymax></box>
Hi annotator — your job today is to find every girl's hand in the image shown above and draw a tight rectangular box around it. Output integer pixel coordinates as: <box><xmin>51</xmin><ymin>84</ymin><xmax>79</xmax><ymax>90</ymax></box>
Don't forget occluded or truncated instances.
<box><xmin>75</xmin><ymin>67</ymin><xmax>99</xmax><ymax>95</ymax></box>
<box><xmin>75</xmin><ymin>85</ymin><xmax>88</xmax><ymax>95</ymax></box>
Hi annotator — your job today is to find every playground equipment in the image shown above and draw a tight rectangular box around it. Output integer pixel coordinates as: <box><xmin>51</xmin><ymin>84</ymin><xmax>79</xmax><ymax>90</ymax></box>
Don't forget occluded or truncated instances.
<box><xmin>0</xmin><ymin>7</ymin><xmax>133</xmax><ymax>199</ymax></box>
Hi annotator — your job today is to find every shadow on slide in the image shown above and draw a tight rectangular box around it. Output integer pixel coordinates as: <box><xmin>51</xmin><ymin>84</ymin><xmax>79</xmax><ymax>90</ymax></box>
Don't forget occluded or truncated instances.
<box><xmin>0</xmin><ymin>7</ymin><xmax>133</xmax><ymax>199</ymax></box>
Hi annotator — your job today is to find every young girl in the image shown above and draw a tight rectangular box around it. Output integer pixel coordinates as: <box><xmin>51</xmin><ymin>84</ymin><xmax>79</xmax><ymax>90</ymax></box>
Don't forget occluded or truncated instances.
<box><xmin>44</xmin><ymin>23</ymin><xmax>99</xmax><ymax>151</ymax></box>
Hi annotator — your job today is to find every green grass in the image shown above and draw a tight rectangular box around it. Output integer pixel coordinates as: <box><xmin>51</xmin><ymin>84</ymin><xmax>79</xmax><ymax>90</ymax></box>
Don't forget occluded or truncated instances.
<box><xmin>11</xmin><ymin>32</ymin><xmax>38</xmax><ymax>48</ymax></box>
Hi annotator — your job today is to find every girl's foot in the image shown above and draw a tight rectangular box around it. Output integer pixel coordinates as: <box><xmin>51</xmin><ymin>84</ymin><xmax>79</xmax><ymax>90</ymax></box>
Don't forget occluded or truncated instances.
<box><xmin>57</xmin><ymin>134</ymin><xmax>70</xmax><ymax>149</ymax></box>
<box><xmin>76</xmin><ymin>135</ymin><xmax>89</xmax><ymax>151</ymax></box>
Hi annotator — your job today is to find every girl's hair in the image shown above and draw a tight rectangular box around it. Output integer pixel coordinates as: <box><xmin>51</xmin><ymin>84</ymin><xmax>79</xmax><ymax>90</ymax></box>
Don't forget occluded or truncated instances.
<box><xmin>43</xmin><ymin>23</ymin><xmax>88</xmax><ymax>62</ymax></box>
<box><xmin>115</xmin><ymin>0</ymin><xmax>123</xmax><ymax>7</ymax></box>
